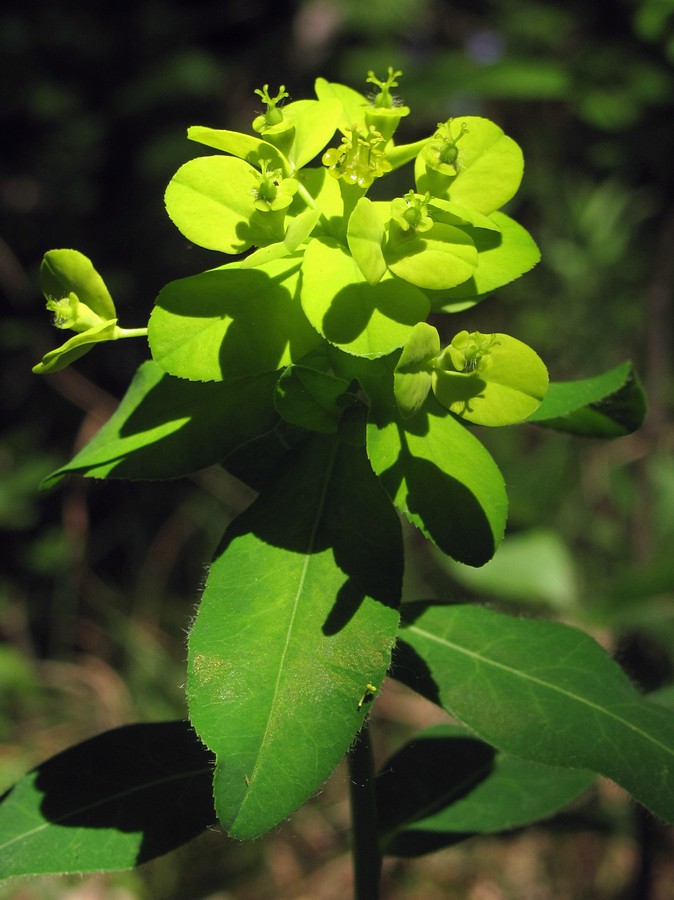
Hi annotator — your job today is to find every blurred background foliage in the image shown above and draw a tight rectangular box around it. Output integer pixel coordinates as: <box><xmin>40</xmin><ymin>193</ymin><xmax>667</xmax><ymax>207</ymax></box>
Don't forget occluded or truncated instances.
<box><xmin>2</xmin><ymin>0</ymin><xmax>674</xmax><ymax>896</ymax></box>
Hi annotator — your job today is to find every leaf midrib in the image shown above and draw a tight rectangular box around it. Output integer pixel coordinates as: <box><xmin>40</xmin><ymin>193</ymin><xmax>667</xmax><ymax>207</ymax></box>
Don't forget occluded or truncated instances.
<box><xmin>407</xmin><ymin>624</ymin><xmax>674</xmax><ymax>760</ymax></box>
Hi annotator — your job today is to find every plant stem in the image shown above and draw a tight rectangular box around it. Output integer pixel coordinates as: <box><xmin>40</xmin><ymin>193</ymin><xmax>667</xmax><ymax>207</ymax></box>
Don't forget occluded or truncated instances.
<box><xmin>347</xmin><ymin>720</ymin><xmax>382</xmax><ymax>900</ymax></box>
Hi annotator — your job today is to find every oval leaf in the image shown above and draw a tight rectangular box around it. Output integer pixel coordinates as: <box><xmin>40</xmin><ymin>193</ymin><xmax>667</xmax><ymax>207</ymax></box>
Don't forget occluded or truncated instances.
<box><xmin>187</xmin><ymin>435</ymin><xmax>402</xmax><ymax>839</ymax></box>
<box><xmin>301</xmin><ymin>237</ymin><xmax>430</xmax><ymax>358</ymax></box>
<box><xmin>385</xmin><ymin>222</ymin><xmax>478</xmax><ymax>291</ymax></box>
<box><xmin>366</xmin><ymin>401</ymin><xmax>507</xmax><ymax>566</ymax></box>
<box><xmin>347</xmin><ymin>197</ymin><xmax>388</xmax><ymax>285</ymax></box>
<box><xmin>433</xmin><ymin>333</ymin><xmax>548</xmax><ymax>426</ymax></box>
<box><xmin>40</xmin><ymin>249</ymin><xmax>116</xmax><ymax>321</ymax></box>
<box><xmin>165</xmin><ymin>156</ymin><xmax>268</xmax><ymax>254</ymax></box>
<box><xmin>395</xmin><ymin>603</ymin><xmax>674</xmax><ymax>825</ymax></box>
<box><xmin>186</xmin><ymin>125</ymin><xmax>290</xmax><ymax>173</ymax></box>
<box><xmin>415</xmin><ymin>116</ymin><xmax>524</xmax><ymax>214</ymax></box>
<box><xmin>148</xmin><ymin>258</ymin><xmax>322</xmax><ymax>381</ymax></box>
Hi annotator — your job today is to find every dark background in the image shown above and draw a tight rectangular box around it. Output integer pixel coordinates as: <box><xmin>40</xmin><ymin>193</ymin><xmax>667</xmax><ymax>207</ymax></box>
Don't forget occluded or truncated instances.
<box><xmin>2</xmin><ymin>0</ymin><xmax>674</xmax><ymax>896</ymax></box>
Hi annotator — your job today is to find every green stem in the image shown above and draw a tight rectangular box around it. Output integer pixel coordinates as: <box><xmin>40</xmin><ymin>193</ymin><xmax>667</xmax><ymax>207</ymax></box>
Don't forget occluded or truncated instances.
<box><xmin>295</xmin><ymin>182</ymin><xmax>331</xmax><ymax>233</ymax></box>
<box><xmin>347</xmin><ymin>720</ymin><xmax>382</xmax><ymax>900</ymax></box>
<box><xmin>114</xmin><ymin>327</ymin><xmax>149</xmax><ymax>340</ymax></box>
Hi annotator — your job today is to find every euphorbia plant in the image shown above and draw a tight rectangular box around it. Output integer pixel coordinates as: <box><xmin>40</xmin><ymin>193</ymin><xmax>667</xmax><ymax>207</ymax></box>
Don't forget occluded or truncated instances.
<box><xmin>1</xmin><ymin>69</ymin><xmax>664</xmax><ymax>898</ymax></box>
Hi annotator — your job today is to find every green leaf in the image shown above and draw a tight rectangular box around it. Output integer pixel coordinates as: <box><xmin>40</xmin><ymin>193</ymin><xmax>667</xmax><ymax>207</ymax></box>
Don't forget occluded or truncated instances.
<box><xmin>415</xmin><ymin>117</ymin><xmax>524</xmax><ymax>214</ymax></box>
<box><xmin>444</xmin><ymin>529</ymin><xmax>579</xmax><ymax>612</ymax></box>
<box><xmin>32</xmin><ymin>319</ymin><xmax>120</xmax><ymax>375</ymax></box>
<box><xmin>385</xmin><ymin>222</ymin><xmax>478</xmax><ymax>291</ymax></box>
<box><xmin>186</xmin><ymin>125</ymin><xmax>290</xmax><ymax>173</ymax></box>
<box><xmin>280</xmin><ymin>98</ymin><xmax>342</xmax><ymax>170</ymax></box>
<box><xmin>395</xmin><ymin>603</ymin><xmax>674</xmax><ymax>825</ymax></box>
<box><xmin>187</xmin><ymin>435</ymin><xmax>402</xmax><ymax>838</ymax></box>
<box><xmin>40</xmin><ymin>249</ymin><xmax>116</xmax><ymax>322</ymax></box>
<box><xmin>527</xmin><ymin>361</ymin><xmax>647</xmax><ymax>437</ymax></box>
<box><xmin>347</xmin><ymin>197</ymin><xmax>388</xmax><ymax>285</ymax></box>
<box><xmin>0</xmin><ymin>722</ymin><xmax>214</xmax><ymax>877</ymax></box>
<box><xmin>275</xmin><ymin>365</ymin><xmax>352</xmax><ymax>433</ymax></box>
<box><xmin>300</xmin><ymin>237</ymin><xmax>430</xmax><ymax>358</ymax></box>
<box><xmin>148</xmin><ymin>258</ymin><xmax>322</xmax><ymax>381</ymax></box>
<box><xmin>241</xmin><ymin>208</ymin><xmax>321</xmax><ymax>269</ymax></box>
<box><xmin>165</xmin><ymin>156</ymin><xmax>277</xmax><ymax>254</ymax></box>
<box><xmin>41</xmin><ymin>361</ymin><xmax>280</xmax><ymax>488</ymax></box>
<box><xmin>378</xmin><ymin>724</ymin><xmax>594</xmax><ymax>857</ymax></box>
<box><xmin>361</xmin><ymin>366</ymin><xmax>507</xmax><ymax>566</ymax></box>
<box><xmin>432</xmin><ymin>332</ymin><xmax>548</xmax><ymax>426</ymax></box>
<box><xmin>393</xmin><ymin>322</ymin><xmax>441</xmax><ymax>418</ymax></box>
<box><xmin>314</xmin><ymin>78</ymin><xmax>368</xmax><ymax>134</ymax></box>
<box><xmin>429</xmin><ymin>212</ymin><xmax>541</xmax><ymax>307</ymax></box>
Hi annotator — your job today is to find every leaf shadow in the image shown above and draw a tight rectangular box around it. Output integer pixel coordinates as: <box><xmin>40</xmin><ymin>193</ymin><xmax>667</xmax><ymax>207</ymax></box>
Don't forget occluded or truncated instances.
<box><xmin>30</xmin><ymin>722</ymin><xmax>215</xmax><ymax>866</ymax></box>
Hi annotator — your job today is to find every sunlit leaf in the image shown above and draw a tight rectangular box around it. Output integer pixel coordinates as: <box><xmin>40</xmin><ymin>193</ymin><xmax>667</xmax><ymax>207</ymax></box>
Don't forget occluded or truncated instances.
<box><xmin>300</xmin><ymin>236</ymin><xmax>429</xmax><ymax>358</ymax></box>
<box><xmin>432</xmin><ymin>332</ymin><xmax>548</xmax><ymax>426</ymax></box>
<box><xmin>347</xmin><ymin>197</ymin><xmax>388</xmax><ymax>285</ymax></box>
<box><xmin>415</xmin><ymin>116</ymin><xmax>524</xmax><ymax>214</ymax></box>
<box><xmin>41</xmin><ymin>361</ymin><xmax>280</xmax><ymax>487</ymax></box>
<box><xmin>385</xmin><ymin>223</ymin><xmax>478</xmax><ymax>291</ymax></box>
<box><xmin>149</xmin><ymin>258</ymin><xmax>322</xmax><ymax>381</ymax></box>
<box><xmin>187</xmin><ymin>435</ymin><xmax>402</xmax><ymax>838</ymax></box>
<box><xmin>165</xmin><ymin>156</ymin><xmax>279</xmax><ymax>254</ymax></box>
<box><xmin>396</xmin><ymin>603</ymin><xmax>674</xmax><ymax>825</ymax></box>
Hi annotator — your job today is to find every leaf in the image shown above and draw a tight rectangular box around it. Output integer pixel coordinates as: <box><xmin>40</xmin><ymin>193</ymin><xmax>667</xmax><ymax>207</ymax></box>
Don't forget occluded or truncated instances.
<box><xmin>300</xmin><ymin>237</ymin><xmax>430</xmax><ymax>358</ymax></box>
<box><xmin>385</xmin><ymin>222</ymin><xmax>478</xmax><ymax>291</ymax></box>
<box><xmin>395</xmin><ymin>603</ymin><xmax>674</xmax><ymax>825</ymax></box>
<box><xmin>32</xmin><ymin>319</ymin><xmax>120</xmax><ymax>375</ymax></box>
<box><xmin>362</xmin><ymin>368</ymin><xmax>507</xmax><ymax>566</ymax></box>
<box><xmin>377</xmin><ymin>724</ymin><xmax>594</xmax><ymax>857</ymax></box>
<box><xmin>41</xmin><ymin>361</ymin><xmax>280</xmax><ymax>488</ymax></box>
<box><xmin>187</xmin><ymin>435</ymin><xmax>403</xmax><ymax>839</ymax></box>
<box><xmin>347</xmin><ymin>197</ymin><xmax>388</xmax><ymax>285</ymax></box>
<box><xmin>275</xmin><ymin>365</ymin><xmax>352</xmax><ymax>433</ymax></box>
<box><xmin>40</xmin><ymin>249</ymin><xmax>116</xmax><ymax>322</ymax></box>
<box><xmin>393</xmin><ymin>322</ymin><xmax>441</xmax><ymax>418</ymax></box>
<box><xmin>432</xmin><ymin>333</ymin><xmax>549</xmax><ymax>426</ymax></box>
<box><xmin>444</xmin><ymin>529</ymin><xmax>579</xmax><ymax>612</ymax></box>
<box><xmin>186</xmin><ymin>125</ymin><xmax>290</xmax><ymax>173</ymax></box>
<box><xmin>314</xmin><ymin>78</ymin><xmax>368</xmax><ymax>134</ymax></box>
<box><xmin>148</xmin><ymin>258</ymin><xmax>322</xmax><ymax>381</ymax></box>
<box><xmin>241</xmin><ymin>208</ymin><xmax>321</xmax><ymax>269</ymax></box>
<box><xmin>280</xmin><ymin>98</ymin><xmax>342</xmax><ymax>170</ymax></box>
<box><xmin>164</xmin><ymin>156</ymin><xmax>276</xmax><ymax>254</ymax></box>
<box><xmin>527</xmin><ymin>361</ymin><xmax>647</xmax><ymax>437</ymax></box>
<box><xmin>0</xmin><ymin>722</ymin><xmax>214</xmax><ymax>877</ymax></box>
<box><xmin>415</xmin><ymin>116</ymin><xmax>524</xmax><ymax>214</ymax></box>
<box><xmin>429</xmin><ymin>212</ymin><xmax>541</xmax><ymax>307</ymax></box>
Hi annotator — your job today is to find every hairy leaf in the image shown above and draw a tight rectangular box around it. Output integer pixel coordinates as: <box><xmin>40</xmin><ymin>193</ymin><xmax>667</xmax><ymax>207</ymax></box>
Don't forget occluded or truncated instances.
<box><xmin>187</xmin><ymin>435</ymin><xmax>402</xmax><ymax>838</ymax></box>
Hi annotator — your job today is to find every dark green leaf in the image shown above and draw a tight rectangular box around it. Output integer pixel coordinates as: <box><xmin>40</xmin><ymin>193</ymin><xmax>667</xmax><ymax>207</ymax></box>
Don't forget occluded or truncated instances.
<box><xmin>187</xmin><ymin>435</ymin><xmax>403</xmax><ymax>839</ymax></box>
<box><xmin>378</xmin><ymin>724</ymin><xmax>594</xmax><ymax>857</ymax></box>
<box><xmin>42</xmin><ymin>361</ymin><xmax>279</xmax><ymax>488</ymax></box>
<box><xmin>0</xmin><ymin>722</ymin><xmax>214</xmax><ymax>877</ymax></box>
<box><xmin>395</xmin><ymin>603</ymin><xmax>674</xmax><ymax>824</ymax></box>
<box><xmin>275</xmin><ymin>365</ymin><xmax>352</xmax><ymax>433</ymax></box>
<box><xmin>527</xmin><ymin>361</ymin><xmax>647</xmax><ymax>436</ymax></box>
